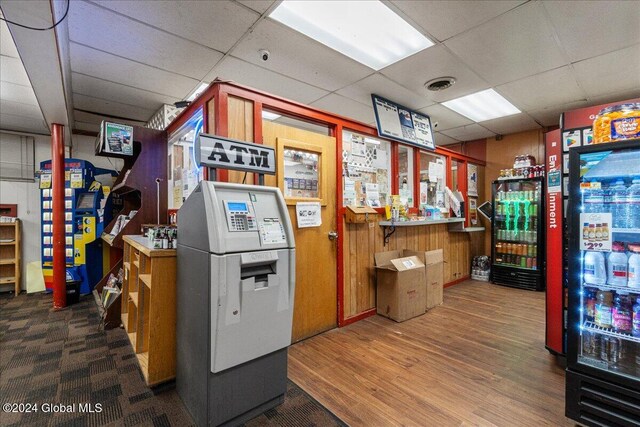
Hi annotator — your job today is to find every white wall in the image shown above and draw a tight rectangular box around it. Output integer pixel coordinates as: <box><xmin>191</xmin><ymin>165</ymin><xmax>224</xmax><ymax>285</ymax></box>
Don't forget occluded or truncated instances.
<box><xmin>0</xmin><ymin>132</ymin><xmax>123</xmax><ymax>292</ymax></box>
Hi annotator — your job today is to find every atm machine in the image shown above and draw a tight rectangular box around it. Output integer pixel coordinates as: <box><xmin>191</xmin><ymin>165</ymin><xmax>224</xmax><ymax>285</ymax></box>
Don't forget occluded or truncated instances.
<box><xmin>176</xmin><ymin>181</ymin><xmax>296</xmax><ymax>427</ymax></box>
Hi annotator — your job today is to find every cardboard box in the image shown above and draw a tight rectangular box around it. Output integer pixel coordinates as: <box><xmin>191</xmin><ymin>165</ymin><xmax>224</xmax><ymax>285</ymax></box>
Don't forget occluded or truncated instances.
<box><xmin>406</xmin><ymin>249</ymin><xmax>444</xmax><ymax>309</ymax></box>
<box><xmin>345</xmin><ymin>205</ymin><xmax>379</xmax><ymax>223</ymax></box>
<box><xmin>374</xmin><ymin>251</ymin><xmax>426</xmax><ymax>322</ymax></box>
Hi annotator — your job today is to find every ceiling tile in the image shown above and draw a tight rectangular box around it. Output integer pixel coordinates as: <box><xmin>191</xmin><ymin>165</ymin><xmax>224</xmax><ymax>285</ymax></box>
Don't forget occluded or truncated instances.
<box><xmin>0</xmin><ymin>99</ymin><xmax>43</xmax><ymax>120</ymax></box>
<box><xmin>229</xmin><ymin>19</ymin><xmax>372</xmax><ymax>91</ymax></box>
<box><xmin>527</xmin><ymin>100</ymin><xmax>590</xmax><ymax>127</ymax></box>
<box><xmin>434</xmin><ymin>132</ymin><xmax>460</xmax><ymax>146</ymax></box>
<box><xmin>381</xmin><ymin>45</ymin><xmax>490</xmax><ymax>103</ymax></box>
<box><xmin>441</xmin><ymin>123</ymin><xmax>495</xmax><ymax>141</ymax></box>
<box><xmin>0</xmin><ymin>112</ymin><xmax>48</xmax><ymax>133</ymax></box>
<box><xmin>0</xmin><ymin>56</ymin><xmax>31</xmax><ymax>87</ymax></box>
<box><xmin>543</xmin><ymin>0</ymin><xmax>640</xmax><ymax>63</ymax></box>
<box><xmin>92</xmin><ymin>0</ymin><xmax>259</xmax><ymax>53</ymax></box>
<box><xmin>0</xmin><ymin>22</ymin><xmax>19</xmax><ymax>58</ymax></box>
<box><xmin>336</xmin><ymin>73</ymin><xmax>433</xmax><ymax>111</ymax></box>
<box><xmin>70</xmin><ymin>43</ymin><xmax>200</xmax><ymax>99</ymax></box>
<box><xmin>0</xmin><ymin>81</ymin><xmax>38</xmax><ymax>106</ymax></box>
<box><xmin>206</xmin><ymin>56</ymin><xmax>329</xmax><ymax>105</ymax></box>
<box><xmin>389</xmin><ymin>0</ymin><xmax>525</xmax><ymax>41</ymax></box>
<box><xmin>73</xmin><ymin>93</ymin><xmax>156</xmax><ymax>122</ymax></box>
<box><xmin>310</xmin><ymin>94</ymin><xmax>375</xmax><ymax>125</ymax></box>
<box><xmin>74</xmin><ymin>110</ymin><xmax>145</xmax><ymax>126</ymax></box>
<box><xmin>72</xmin><ymin>73</ymin><xmax>180</xmax><ymax>110</ymax></box>
<box><xmin>236</xmin><ymin>0</ymin><xmax>276</xmax><ymax>14</ymax></box>
<box><xmin>481</xmin><ymin>113</ymin><xmax>541</xmax><ymax>135</ymax></box>
<box><xmin>496</xmin><ymin>66</ymin><xmax>586</xmax><ymax>111</ymax></box>
<box><xmin>417</xmin><ymin>103</ymin><xmax>473</xmax><ymax>132</ymax></box>
<box><xmin>445</xmin><ymin>2</ymin><xmax>568</xmax><ymax>86</ymax></box>
<box><xmin>573</xmin><ymin>45</ymin><xmax>640</xmax><ymax>99</ymax></box>
<box><xmin>68</xmin><ymin>1</ymin><xmax>223</xmax><ymax>80</ymax></box>
<box><xmin>589</xmin><ymin>88</ymin><xmax>640</xmax><ymax>107</ymax></box>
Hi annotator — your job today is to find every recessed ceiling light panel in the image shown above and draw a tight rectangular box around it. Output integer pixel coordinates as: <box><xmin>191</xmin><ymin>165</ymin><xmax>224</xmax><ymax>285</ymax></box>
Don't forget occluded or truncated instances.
<box><xmin>442</xmin><ymin>89</ymin><xmax>520</xmax><ymax>122</ymax></box>
<box><xmin>270</xmin><ymin>0</ymin><xmax>434</xmax><ymax>70</ymax></box>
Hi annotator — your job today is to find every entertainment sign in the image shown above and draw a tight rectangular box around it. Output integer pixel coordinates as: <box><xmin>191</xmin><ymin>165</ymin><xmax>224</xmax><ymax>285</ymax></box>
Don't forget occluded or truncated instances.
<box><xmin>196</xmin><ymin>134</ymin><xmax>276</xmax><ymax>174</ymax></box>
<box><xmin>371</xmin><ymin>94</ymin><xmax>435</xmax><ymax>150</ymax></box>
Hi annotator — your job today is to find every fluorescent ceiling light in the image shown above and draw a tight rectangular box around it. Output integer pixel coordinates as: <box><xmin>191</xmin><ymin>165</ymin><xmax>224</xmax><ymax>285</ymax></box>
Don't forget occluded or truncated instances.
<box><xmin>442</xmin><ymin>89</ymin><xmax>521</xmax><ymax>122</ymax></box>
<box><xmin>270</xmin><ymin>1</ymin><xmax>433</xmax><ymax>70</ymax></box>
<box><xmin>262</xmin><ymin>111</ymin><xmax>282</xmax><ymax>121</ymax></box>
<box><xmin>186</xmin><ymin>83</ymin><xmax>209</xmax><ymax>102</ymax></box>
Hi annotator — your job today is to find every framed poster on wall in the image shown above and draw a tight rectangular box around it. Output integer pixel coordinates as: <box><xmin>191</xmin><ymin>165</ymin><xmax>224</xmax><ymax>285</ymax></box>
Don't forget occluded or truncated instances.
<box><xmin>371</xmin><ymin>94</ymin><xmax>435</xmax><ymax>150</ymax></box>
<box><xmin>467</xmin><ymin>163</ymin><xmax>478</xmax><ymax>197</ymax></box>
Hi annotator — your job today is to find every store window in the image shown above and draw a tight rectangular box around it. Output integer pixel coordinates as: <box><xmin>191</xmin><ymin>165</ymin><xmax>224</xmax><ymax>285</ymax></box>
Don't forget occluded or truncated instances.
<box><xmin>167</xmin><ymin>108</ymin><xmax>204</xmax><ymax>210</ymax></box>
<box><xmin>398</xmin><ymin>145</ymin><xmax>414</xmax><ymax>206</ymax></box>
<box><xmin>419</xmin><ymin>152</ymin><xmax>446</xmax><ymax>209</ymax></box>
<box><xmin>342</xmin><ymin>130</ymin><xmax>391</xmax><ymax>207</ymax></box>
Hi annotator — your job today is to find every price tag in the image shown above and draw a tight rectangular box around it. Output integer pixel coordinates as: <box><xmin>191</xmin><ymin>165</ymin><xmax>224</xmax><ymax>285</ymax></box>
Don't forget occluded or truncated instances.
<box><xmin>579</xmin><ymin>213</ymin><xmax>612</xmax><ymax>252</ymax></box>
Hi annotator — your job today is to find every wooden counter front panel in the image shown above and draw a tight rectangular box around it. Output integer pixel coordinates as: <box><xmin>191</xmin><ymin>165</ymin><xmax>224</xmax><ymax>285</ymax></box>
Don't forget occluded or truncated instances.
<box><xmin>342</xmin><ymin>219</ymin><xmax>484</xmax><ymax>319</ymax></box>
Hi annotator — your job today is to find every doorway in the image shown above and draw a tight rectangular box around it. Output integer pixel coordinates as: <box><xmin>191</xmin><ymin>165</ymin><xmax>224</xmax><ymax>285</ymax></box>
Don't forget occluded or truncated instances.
<box><xmin>262</xmin><ymin>121</ymin><xmax>338</xmax><ymax>342</ymax></box>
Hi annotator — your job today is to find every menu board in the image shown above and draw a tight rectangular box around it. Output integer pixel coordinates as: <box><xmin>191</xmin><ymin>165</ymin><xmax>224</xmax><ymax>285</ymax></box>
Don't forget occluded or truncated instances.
<box><xmin>371</xmin><ymin>94</ymin><xmax>435</xmax><ymax>150</ymax></box>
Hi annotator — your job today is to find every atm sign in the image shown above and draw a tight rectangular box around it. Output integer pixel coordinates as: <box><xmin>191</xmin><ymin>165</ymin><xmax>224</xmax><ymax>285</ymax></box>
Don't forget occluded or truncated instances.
<box><xmin>196</xmin><ymin>133</ymin><xmax>276</xmax><ymax>175</ymax></box>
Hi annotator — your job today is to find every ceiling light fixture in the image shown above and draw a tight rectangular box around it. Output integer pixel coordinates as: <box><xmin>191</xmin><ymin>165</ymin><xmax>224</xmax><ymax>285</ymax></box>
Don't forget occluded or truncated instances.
<box><xmin>425</xmin><ymin>77</ymin><xmax>456</xmax><ymax>92</ymax></box>
<box><xmin>270</xmin><ymin>0</ymin><xmax>434</xmax><ymax>70</ymax></box>
<box><xmin>442</xmin><ymin>89</ymin><xmax>520</xmax><ymax>122</ymax></box>
<box><xmin>262</xmin><ymin>111</ymin><xmax>282</xmax><ymax>121</ymax></box>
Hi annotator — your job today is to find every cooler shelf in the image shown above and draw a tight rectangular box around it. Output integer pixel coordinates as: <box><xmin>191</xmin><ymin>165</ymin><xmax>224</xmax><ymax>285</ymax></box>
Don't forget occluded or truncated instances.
<box><xmin>582</xmin><ymin>282</ymin><xmax>640</xmax><ymax>294</ymax></box>
<box><xmin>582</xmin><ymin>321</ymin><xmax>640</xmax><ymax>344</ymax></box>
<box><xmin>611</xmin><ymin>228</ymin><xmax>640</xmax><ymax>234</ymax></box>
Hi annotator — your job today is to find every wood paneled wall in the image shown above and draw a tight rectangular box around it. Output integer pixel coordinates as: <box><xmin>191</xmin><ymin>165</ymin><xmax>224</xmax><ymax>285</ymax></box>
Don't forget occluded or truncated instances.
<box><xmin>343</xmin><ymin>218</ymin><xmax>481</xmax><ymax>319</ymax></box>
<box><xmin>226</xmin><ymin>96</ymin><xmax>255</xmax><ymax>184</ymax></box>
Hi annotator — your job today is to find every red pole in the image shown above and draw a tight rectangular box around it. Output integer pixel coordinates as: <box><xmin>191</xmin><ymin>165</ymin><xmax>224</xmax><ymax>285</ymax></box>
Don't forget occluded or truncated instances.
<box><xmin>52</xmin><ymin>123</ymin><xmax>66</xmax><ymax>309</ymax></box>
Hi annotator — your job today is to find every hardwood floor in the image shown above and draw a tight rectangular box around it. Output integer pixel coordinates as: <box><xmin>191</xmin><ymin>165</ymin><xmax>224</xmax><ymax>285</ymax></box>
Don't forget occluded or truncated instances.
<box><xmin>288</xmin><ymin>280</ymin><xmax>574</xmax><ymax>427</ymax></box>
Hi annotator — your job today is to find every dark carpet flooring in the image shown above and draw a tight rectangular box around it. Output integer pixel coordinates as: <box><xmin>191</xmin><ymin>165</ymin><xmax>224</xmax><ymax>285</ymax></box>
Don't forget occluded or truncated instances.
<box><xmin>0</xmin><ymin>292</ymin><xmax>345</xmax><ymax>427</ymax></box>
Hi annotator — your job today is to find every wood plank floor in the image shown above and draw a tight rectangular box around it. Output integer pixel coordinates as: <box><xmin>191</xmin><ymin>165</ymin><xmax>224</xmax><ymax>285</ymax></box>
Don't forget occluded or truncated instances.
<box><xmin>288</xmin><ymin>280</ymin><xmax>574</xmax><ymax>427</ymax></box>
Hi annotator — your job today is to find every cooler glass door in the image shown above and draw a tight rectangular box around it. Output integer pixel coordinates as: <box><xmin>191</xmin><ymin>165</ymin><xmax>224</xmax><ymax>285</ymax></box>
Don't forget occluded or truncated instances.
<box><xmin>493</xmin><ymin>179</ymin><xmax>542</xmax><ymax>271</ymax></box>
<box><xmin>570</xmin><ymin>144</ymin><xmax>640</xmax><ymax>385</ymax></box>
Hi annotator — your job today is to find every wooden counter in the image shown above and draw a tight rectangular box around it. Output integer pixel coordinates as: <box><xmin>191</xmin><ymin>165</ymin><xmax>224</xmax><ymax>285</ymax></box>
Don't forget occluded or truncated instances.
<box><xmin>121</xmin><ymin>235</ymin><xmax>176</xmax><ymax>387</ymax></box>
<box><xmin>378</xmin><ymin>218</ymin><xmax>465</xmax><ymax>227</ymax></box>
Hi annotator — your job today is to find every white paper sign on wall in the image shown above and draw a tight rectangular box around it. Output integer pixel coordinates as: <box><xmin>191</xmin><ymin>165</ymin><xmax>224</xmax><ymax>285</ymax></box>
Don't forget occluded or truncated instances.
<box><xmin>296</xmin><ymin>202</ymin><xmax>322</xmax><ymax>228</ymax></box>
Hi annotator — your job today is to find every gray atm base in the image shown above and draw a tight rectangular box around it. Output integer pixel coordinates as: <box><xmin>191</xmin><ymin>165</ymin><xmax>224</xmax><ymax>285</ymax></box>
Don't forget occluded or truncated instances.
<box><xmin>207</xmin><ymin>349</ymin><xmax>287</xmax><ymax>427</ymax></box>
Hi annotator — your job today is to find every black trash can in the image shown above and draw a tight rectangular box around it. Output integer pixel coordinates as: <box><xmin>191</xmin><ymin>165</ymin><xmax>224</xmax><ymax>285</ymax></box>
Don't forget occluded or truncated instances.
<box><xmin>66</xmin><ymin>280</ymin><xmax>81</xmax><ymax>305</ymax></box>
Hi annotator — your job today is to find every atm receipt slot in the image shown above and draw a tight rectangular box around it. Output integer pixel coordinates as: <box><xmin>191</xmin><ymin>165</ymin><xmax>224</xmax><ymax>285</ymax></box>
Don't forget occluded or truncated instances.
<box><xmin>223</xmin><ymin>200</ymin><xmax>257</xmax><ymax>232</ymax></box>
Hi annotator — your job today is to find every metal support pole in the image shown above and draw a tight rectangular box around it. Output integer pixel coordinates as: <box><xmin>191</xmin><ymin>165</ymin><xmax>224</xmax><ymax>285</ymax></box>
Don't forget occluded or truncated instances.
<box><xmin>258</xmin><ymin>174</ymin><xmax>265</xmax><ymax>186</ymax></box>
<box><xmin>51</xmin><ymin>123</ymin><xmax>66</xmax><ymax>309</ymax></box>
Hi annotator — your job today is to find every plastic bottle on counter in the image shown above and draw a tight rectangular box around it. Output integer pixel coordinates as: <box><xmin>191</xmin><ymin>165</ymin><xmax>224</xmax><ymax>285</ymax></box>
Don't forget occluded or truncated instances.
<box><xmin>628</xmin><ymin>244</ymin><xmax>640</xmax><ymax>289</ymax></box>
<box><xmin>610</xmin><ymin>180</ymin><xmax>628</xmax><ymax>229</ymax></box>
<box><xmin>625</xmin><ymin>178</ymin><xmax>640</xmax><ymax>229</ymax></box>
<box><xmin>608</xmin><ymin>242</ymin><xmax>628</xmax><ymax>286</ymax></box>
<box><xmin>584</xmin><ymin>251</ymin><xmax>606</xmax><ymax>286</ymax></box>
<box><xmin>612</xmin><ymin>292</ymin><xmax>633</xmax><ymax>334</ymax></box>
<box><xmin>595</xmin><ymin>290</ymin><xmax>613</xmax><ymax>328</ymax></box>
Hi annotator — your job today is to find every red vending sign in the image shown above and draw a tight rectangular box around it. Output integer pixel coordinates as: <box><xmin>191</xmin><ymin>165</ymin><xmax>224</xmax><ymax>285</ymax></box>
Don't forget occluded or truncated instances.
<box><xmin>545</xmin><ymin>129</ymin><xmax>563</xmax><ymax>355</ymax></box>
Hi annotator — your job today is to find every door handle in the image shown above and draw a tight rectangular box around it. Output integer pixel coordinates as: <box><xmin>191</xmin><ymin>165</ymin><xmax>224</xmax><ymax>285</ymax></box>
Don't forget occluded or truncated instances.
<box><xmin>328</xmin><ymin>231</ymin><xmax>338</xmax><ymax>241</ymax></box>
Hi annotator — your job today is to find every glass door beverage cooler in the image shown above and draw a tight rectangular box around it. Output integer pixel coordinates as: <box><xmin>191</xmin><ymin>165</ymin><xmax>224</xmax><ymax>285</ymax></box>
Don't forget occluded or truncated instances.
<box><xmin>491</xmin><ymin>177</ymin><xmax>545</xmax><ymax>291</ymax></box>
<box><xmin>566</xmin><ymin>139</ymin><xmax>640</xmax><ymax>425</ymax></box>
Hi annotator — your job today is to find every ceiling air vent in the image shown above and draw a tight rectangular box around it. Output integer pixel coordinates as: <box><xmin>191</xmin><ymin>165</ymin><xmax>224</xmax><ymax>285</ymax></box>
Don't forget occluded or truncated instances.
<box><xmin>425</xmin><ymin>77</ymin><xmax>456</xmax><ymax>92</ymax></box>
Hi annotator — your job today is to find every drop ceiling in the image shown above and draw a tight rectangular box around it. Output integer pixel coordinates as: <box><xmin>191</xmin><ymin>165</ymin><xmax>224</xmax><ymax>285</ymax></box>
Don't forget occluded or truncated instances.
<box><xmin>1</xmin><ymin>0</ymin><xmax>639</xmax><ymax>145</ymax></box>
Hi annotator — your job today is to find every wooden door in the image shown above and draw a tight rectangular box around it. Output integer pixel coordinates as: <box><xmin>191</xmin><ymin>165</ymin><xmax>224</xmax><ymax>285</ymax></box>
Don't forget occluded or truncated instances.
<box><xmin>262</xmin><ymin>122</ymin><xmax>337</xmax><ymax>342</ymax></box>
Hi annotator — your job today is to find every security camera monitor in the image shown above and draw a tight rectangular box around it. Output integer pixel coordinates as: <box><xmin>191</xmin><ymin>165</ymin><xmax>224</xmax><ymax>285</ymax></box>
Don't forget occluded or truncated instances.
<box><xmin>477</xmin><ymin>201</ymin><xmax>493</xmax><ymax>221</ymax></box>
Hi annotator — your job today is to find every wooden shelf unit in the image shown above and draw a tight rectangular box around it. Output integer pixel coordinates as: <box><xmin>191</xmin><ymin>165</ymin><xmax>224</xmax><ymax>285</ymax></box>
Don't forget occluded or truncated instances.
<box><xmin>121</xmin><ymin>235</ymin><xmax>176</xmax><ymax>387</ymax></box>
<box><xmin>0</xmin><ymin>220</ymin><xmax>21</xmax><ymax>296</ymax></box>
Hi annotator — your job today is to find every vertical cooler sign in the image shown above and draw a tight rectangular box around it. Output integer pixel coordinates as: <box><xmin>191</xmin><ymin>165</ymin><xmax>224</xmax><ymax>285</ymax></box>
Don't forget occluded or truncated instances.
<box><xmin>579</xmin><ymin>212</ymin><xmax>612</xmax><ymax>252</ymax></box>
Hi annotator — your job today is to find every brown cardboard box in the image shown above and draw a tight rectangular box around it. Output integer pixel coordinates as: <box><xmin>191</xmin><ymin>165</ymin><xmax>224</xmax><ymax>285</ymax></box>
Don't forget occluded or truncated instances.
<box><xmin>406</xmin><ymin>249</ymin><xmax>444</xmax><ymax>309</ymax></box>
<box><xmin>374</xmin><ymin>251</ymin><xmax>426</xmax><ymax>322</ymax></box>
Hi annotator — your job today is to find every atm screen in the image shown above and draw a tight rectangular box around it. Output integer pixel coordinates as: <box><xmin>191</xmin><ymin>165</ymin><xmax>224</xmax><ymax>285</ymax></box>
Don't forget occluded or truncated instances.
<box><xmin>227</xmin><ymin>202</ymin><xmax>248</xmax><ymax>212</ymax></box>
<box><xmin>76</xmin><ymin>193</ymin><xmax>96</xmax><ymax>210</ymax></box>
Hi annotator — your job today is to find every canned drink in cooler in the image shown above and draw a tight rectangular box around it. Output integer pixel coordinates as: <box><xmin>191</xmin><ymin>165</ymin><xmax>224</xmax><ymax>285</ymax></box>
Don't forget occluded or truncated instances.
<box><xmin>600</xmin><ymin>336</ymin><xmax>621</xmax><ymax>365</ymax></box>
<box><xmin>582</xmin><ymin>331</ymin><xmax>601</xmax><ymax>358</ymax></box>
